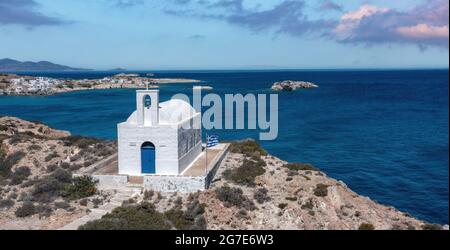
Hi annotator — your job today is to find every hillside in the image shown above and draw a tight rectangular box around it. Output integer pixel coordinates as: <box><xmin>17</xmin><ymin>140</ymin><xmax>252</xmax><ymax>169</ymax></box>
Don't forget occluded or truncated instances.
<box><xmin>199</xmin><ymin>145</ymin><xmax>430</xmax><ymax>230</ymax></box>
<box><xmin>0</xmin><ymin>58</ymin><xmax>90</xmax><ymax>72</ymax></box>
<box><xmin>0</xmin><ymin>116</ymin><xmax>445</xmax><ymax>230</ymax></box>
<box><xmin>0</xmin><ymin>116</ymin><xmax>116</xmax><ymax>229</ymax></box>
<box><xmin>80</xmin><ymin>143</ymin><xmax>445</xmax><ymax>230</ymax></box>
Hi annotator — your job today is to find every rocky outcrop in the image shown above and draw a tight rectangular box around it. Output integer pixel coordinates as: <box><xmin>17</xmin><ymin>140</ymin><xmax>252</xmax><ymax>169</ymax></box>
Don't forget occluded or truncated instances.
<box><xmin>271</xmin><ymin>80</ymin><xmax>318</xmax><ymax>91</ymax></box>
<box><xmin>197</xmin><ymin>150</ymin><xmax>437</xmax><ymax>230</ymax></box>
<box><xmin>0</xmin><ymin>116</ymin><xmax>117</xmax><ymax>230</ymax></box>
<box><xmin>0</xmin><ymin>118</ymin><xmax>445</xmax><ymax>230</ymax></box>
<box><xmin>77</xmin><ymin>140</ymin><xmax>446</xmax><ymax>230</ymax></box>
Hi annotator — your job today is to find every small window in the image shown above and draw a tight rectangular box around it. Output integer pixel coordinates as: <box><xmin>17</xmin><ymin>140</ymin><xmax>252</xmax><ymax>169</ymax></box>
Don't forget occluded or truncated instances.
<box><xmin>144</xmin><ymin>95</ymin><xmax>151</xmax><ymax>108</ymax></box>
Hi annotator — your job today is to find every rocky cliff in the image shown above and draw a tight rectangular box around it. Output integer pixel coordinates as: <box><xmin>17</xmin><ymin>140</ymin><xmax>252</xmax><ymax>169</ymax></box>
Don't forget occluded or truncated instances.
<box><xmin>0</xmin><ymin>116</ymin><xmax>116</xmax><ymax>229</ymax></box>
<box><xmin>80</xmin><ymin>142</ymin><xmax>446</xmax><ymax>230</ymax></box>
<box><xmin>0</xmin><ymin>117</ymin><xmax>445</xmax><ymax>230</ymax></box>
<box><xmin>199</xmin><ymin>142</ymin><xmax>435</xmax><ymax>230</ymax></box>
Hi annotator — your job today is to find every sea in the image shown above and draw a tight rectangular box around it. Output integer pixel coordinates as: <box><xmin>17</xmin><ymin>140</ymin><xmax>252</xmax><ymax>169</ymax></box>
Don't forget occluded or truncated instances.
<box><xmin>0</xmin><ymin>69</ymin><xmax>448</xmax><ymax>225</ymax></box>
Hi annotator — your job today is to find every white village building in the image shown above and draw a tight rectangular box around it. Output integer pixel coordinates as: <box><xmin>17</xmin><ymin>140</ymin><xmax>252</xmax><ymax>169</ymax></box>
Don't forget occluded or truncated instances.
<box><xmin>117</xmin><ymin>89</ymin><xmax>203</xmax><ymax>176</ymax></box>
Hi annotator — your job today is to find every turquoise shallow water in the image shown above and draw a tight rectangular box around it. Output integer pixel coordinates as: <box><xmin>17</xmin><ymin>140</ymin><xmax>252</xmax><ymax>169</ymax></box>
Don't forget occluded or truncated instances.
<box><xmin>1</xmin><ymin>70</ymin><xmax>448</xmax><ymax>224</ymax></box>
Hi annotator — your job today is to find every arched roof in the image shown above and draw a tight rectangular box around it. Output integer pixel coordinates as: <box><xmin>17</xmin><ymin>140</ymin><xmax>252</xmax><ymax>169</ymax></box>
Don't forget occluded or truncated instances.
<box><xmin>159</xmin><ymin>99</ymin><xmax>197</xmax><ymax>124</ymax></box>
<box><xmin>126</xmin><ymin>99</ymin><xmax>198</xmax><ymax>125</ymax></box>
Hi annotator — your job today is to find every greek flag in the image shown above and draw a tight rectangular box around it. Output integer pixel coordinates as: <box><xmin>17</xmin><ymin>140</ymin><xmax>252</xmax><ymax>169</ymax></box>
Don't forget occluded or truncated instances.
<box><xmin>206</xmin><ymin>135</ymin><xmax>219</xmax><ymax>148</ymax></box>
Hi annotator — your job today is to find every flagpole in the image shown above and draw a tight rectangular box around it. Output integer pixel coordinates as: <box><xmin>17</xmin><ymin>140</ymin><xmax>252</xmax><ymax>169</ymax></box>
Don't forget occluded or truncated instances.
<box><xmin>205</xmin><ymin>133</ymin><xmax>208</xmax><ymax>177</ymax></box>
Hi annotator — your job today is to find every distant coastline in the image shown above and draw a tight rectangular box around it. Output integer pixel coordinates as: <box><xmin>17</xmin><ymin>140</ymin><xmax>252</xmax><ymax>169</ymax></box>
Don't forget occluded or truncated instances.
<box><xmin>0</xmin><ymin>58</ymin><xmax>91</xmax><ymax>72</ymax></box>
<box><xmin>0</xmin><ymin>73</ymin><xmax>201</xmax><ymax>96</ymax></box>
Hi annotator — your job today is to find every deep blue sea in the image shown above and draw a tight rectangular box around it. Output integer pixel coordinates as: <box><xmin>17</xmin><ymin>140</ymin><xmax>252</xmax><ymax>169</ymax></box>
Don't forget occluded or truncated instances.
<box><xmin>1</xmin><ymin>70</ymin><xmax>448</xmax><ymax>224</ymax></box>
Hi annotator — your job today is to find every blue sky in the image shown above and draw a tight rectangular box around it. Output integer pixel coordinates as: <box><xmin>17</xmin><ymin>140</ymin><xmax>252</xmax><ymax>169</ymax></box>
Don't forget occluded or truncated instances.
<box><xmin>0</xmin><ymin>0</ymin><xmax>448</xmax><ymax>70</ymax></box>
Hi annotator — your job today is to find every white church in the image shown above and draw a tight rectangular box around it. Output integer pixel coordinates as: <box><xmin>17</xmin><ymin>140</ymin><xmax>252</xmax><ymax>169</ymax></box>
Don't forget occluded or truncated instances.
<box><xmin>117</xmin><ymin>89</ymin><xmax>203</xmax><ymax>176</ymax></box>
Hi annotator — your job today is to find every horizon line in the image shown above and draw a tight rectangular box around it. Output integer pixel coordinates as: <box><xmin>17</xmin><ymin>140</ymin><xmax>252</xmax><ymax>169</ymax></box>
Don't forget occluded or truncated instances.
<box><xmin>3</xmin><ymin>67</ymin><xmax>449</xmax><ymax>73</ymax></box>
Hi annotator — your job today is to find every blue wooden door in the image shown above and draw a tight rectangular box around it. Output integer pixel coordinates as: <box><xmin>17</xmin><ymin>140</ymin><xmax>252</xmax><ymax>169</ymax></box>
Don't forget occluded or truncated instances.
<box><xmin>141</xmin><ymin>142</ymin><xmax>155</xmax><ymax>174</ymax></box>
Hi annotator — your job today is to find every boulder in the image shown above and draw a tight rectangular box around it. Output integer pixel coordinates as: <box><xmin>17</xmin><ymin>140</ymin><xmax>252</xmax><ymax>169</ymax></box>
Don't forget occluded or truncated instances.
<box><xmin>271</xmin><ymin>80</ymin><xmax>318</xmax><ymax>91</ymax></box>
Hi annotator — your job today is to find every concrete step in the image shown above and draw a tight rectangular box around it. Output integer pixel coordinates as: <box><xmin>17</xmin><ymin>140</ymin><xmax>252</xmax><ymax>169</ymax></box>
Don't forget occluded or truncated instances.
<box><xmin>59</xmin><ymin>187</ymin><xmax>141</xmax><ymax>230</ymax></box>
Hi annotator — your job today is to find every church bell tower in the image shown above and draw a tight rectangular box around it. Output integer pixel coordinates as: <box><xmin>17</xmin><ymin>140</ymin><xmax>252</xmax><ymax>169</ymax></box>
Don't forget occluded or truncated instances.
<box><xmin>136</xmin><ymin>89</ymin><xmax>159</xmax><ymax>126</ymax></box>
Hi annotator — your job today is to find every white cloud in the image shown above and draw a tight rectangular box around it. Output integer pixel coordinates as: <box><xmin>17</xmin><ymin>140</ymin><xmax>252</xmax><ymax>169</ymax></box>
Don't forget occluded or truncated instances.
<box><xmin>397</xmin><ymin>24</ymin><xmax>449</xmax><ymax>39</ymax></box>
